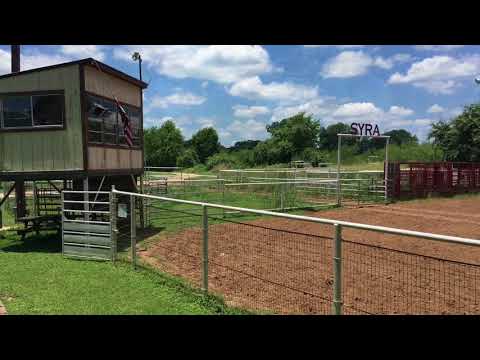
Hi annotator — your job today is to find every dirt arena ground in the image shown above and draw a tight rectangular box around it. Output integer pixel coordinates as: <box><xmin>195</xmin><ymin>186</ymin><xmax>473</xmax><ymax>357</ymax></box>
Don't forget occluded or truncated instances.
<box><xmin>140</xmin><ymin>195</ymin><xmax>480</xmax><ymax>314</ymax></box>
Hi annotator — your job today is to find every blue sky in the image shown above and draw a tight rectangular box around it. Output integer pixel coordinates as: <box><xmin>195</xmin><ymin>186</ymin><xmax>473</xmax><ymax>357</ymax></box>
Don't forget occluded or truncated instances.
<box><xmin>1</xmin><ymin>45</ymin><xmax>480</xmax><ymax>145</ymax></box>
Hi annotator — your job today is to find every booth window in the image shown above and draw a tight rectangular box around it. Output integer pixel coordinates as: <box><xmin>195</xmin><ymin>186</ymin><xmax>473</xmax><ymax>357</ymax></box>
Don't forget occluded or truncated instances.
<box><xmin>0</xmin><ymin>93</ymin><xmax>64</xmax><ymax>129</ymax></box>
<box><xmin>32</xmin><ymin>94</ymin><xmax>64</xmax><ymax>126</ymax></box>
<box><xmin>86</xmin><ymin>93</ymin><xmax>142</xmax><ymax>148</ymax></box>
<box><xmin>118</xmin><ymin>104</ymin><xmax>141</xmax><ymax>147</ymax></box>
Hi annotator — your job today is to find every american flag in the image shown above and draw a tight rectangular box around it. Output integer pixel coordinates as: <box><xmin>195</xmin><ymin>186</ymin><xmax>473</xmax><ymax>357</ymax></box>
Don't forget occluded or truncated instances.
<box><xmin>114</xmin><ymin>97</ymin><xmax>134</xmax><ymax>147</ymax></box>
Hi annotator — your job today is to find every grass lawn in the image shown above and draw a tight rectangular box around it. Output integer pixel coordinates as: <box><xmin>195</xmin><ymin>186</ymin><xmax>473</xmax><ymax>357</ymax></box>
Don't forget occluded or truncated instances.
<box><xmin>0</xmin><ymin>231</ymin><xmax>249</xmax><ymax>315</ymax></box>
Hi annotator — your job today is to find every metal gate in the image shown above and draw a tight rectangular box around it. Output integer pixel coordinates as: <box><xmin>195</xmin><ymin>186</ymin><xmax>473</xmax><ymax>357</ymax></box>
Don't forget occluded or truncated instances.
<box><xmin>388</xmin><ymin>162</ymin><xmax>480</xmax><ymax>199</ymax></box>
<box><xmin>61</xmin><ymin>190</ymin><xmax>114</xmax><ymax>261</ymax></box>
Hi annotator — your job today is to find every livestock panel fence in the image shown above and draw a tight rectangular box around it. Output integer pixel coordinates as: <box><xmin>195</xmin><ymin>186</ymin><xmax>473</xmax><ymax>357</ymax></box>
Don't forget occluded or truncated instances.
<box><xmin>112</xmin><ymin>188</ymin><xmax>480</xmax><ymax>315</ymax></box>
<box><xmin>388</xmin><ymin>162</ymin><xmax>480</xmax><ymax>199</ymax></box>
<box><xmin>142</xmin><ymin>171</ymin><xmax>386</xmax><ymax>221</ymax></box>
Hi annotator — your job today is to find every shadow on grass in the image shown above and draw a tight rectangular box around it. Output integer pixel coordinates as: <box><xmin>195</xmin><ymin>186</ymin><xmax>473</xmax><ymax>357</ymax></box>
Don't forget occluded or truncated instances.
<box><xmin>116</xmin><ymin>225</ymin><xmax>167</xmax><ymax>253</ymax></box>
<box><xmin>0</xmin><ymin>231</ymin><xmax>62</xmax><ymax>253</ymax></box>
<box><xmin>131</xmin><ymin>259</ymin><xmax>254</xmax><ymax>315</ymax></box>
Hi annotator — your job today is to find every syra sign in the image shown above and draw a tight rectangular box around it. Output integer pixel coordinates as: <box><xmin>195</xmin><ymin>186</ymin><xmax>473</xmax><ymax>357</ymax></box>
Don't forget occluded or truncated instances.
<box><xmin>350</xmin><ymin>122</ymin><xmax>380</xmax><ymax>136</ymax></box>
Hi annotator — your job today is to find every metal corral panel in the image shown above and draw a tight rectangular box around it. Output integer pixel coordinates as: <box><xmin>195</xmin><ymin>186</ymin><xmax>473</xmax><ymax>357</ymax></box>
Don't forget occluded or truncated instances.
<box><xmin>63</xmin><ymin>244</ymin><xmax>112</xmax><ymax>260</ymax></box>
<box><xmin>0</xmin><ymin>64</ymin><xmax>84</xmax><ymax>172</ymax></box>
<box><xmin>62</xmin><ymin>221</ymin><xmax>112</xmax><ymax>260</ymax></box>
<box><xmin>62</xmin><ymin>190</ymin><xmax>113</xmax><ymax>261</ymax></box>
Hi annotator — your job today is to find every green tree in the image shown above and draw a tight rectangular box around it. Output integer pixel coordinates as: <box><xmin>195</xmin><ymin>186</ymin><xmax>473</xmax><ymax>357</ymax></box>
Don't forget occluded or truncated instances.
<box><xmin>267</xmin><ymin>113</ymin><xmax>321</xmax><ymax>155</ymax></box>
<box><xmin>295</xmin><ymin>147</ymin><xmax>327</xmax><ymax>167</ymax></box>
<box><xmin>319</xmin><ymin>123</ymin><xmax>354</xmax><ymax>151</ymax></box>
<box><xmin>176</xmin><ymin>148</ymin><xmax>199</xmax><ymax>168</ymax></box>
<box><xmin>429</xmin><ymin>103</ymin><xmax>480</xmax><ymax>161</ymax></box>
<box><xmin>229</xmin><ymin>140</ymin><xmax>261</xmax><ymax>152</ymax></box>
<box><xmin>205</xmin><ymin>152</ymin><xmax>240</xmax><ymax>170</ymax></box>
<box><xmin>144</xmin><ymin>120</ymin><xmax>184</xmax><ymax>166</ymax></box>
<box><xmin>383</xmin><ymin>129</ymin><xmax>418</xmax><ymax>146</ymax></box>
<box><xmin>191</xmin><ymin>127</ymin><xmax>221</xmax><ymax>163</ymax></box>
<box><xmin>253</xmin><ymin>141</ymin><xmax>271</xmax><ymax>165</ymax></box>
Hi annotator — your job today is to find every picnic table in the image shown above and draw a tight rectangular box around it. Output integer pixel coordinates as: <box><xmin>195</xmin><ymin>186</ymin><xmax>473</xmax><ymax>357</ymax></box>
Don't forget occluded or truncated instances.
<box><xmin>17</xmin><ymin>215</ymin><xmax>61</xmax><ymax>240</ymax></box>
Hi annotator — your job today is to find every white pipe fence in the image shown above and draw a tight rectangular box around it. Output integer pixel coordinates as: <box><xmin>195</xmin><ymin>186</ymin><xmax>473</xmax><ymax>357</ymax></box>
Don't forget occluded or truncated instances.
<box><xmin>112</xmin><ymin>188</ymin><xmax>480</xmax><ymax>315</ymax></box>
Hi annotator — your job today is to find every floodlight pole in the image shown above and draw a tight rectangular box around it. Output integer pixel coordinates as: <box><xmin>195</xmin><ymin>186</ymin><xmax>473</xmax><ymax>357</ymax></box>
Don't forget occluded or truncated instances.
<box><xmin>138</xmin><ymin>57</ymin><xmax>142</xmax><ymax>81</ymax></box>
<box><xmin>132</xmin><ymin>52</ymin><xmax>142</xmax><ymax>81</ymax></box>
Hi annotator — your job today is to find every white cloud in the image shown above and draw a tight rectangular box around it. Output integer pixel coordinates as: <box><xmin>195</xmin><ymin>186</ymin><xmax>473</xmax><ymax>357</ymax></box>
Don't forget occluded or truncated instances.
<box><xmin>60</xmin><ymin>45</ymin><xmax>106</xmax><ymax>61</ymax></box>
<box><xmin>195</xmin><ymin>117</ymin><xmax>216</xmax><ymax>128</ymax></box>
<box><xmin>320</xmin><ymin>51</ymin><xmax>409</xmax><ymax>78</ymax></box>
<box><xmin>233</xmin><ymin>105</ymin><xmax>270</xmax><ymax>118</ymax></box>
<box><xmin>228</xmin><ymin>76</ymin><xmax>318</xmax><ymax>102</ymax></box>
<box><xmin>270</xmin><ymin>98</ymin><xmax>335</xmax><ymax>123</ymax></box>
<box><xmin>449</xmin><ymin>107</ymin><xmax>463</xmax><ymax>117</ymax></box>
<box><xmin>388</xmin><ymin>55</ymin><xmax>480</xmax><ymax>94</ymax></box>
<box><xmin>221</xmin><ymin>119</ymin><xmax>269</xmax><ymax>145</ymax></box>
<box><xmin>391</xmin><ymin>53</ymin><xmax>415</xmax><ymax>63</ymax></box>
<box><xmin>147</xmin><ymin>91</ymin><xmax>206</xmax><ymax>110</ymax></box>
<box><xmin>414</xmin><ymin>45</ymin><xmax>465</xmax><ymax>52</ymax></box>
<box><xmin>144</xmin><ymin>116</ymin><xmax>174</xmax><ymax>127</ymax></box>
<box><xmin>427</xmin><ymin>104</ymin><xmax>445</xmax><ymax>113</ymax></box>
<box><xmin>0</xmin><ymin>49</ymin><xmax>11</xmax><ymax>74</ymax></box>
<box><xmin>201</xmin><ymin>81</ymin><xmax>209</xmax><ymax>88</ymax></box>
<box><xmin>0</xmin><ymin>48</ymin><xmax>76</xmax><ymax>75</ymax></box>
<box><xmin>373</xmin><ymin>56</ymin><xmax>394</xmax><ymax>69</ymax></box>
<box><xmin>388</xmin><ymin>105</ymin><xmax>414</xmax><ymax>117</ymax></box>
<box><xmin>333</xmin><ymin>102</ymin><xmax>382</xmax><ymax>117</ymax></box>
<box><xmin>113</xmin><ymin>45</ymin><xmax>274</xmax><ymax>84</ymax></box>
<box><xmin>22</xmin><ymin>52</ymin><xmax>71</xmax><ymax>71</ymax></box>
<box><xmin>426</xmin><ymin>105</ymin><xmax>463</xmax><ymax>119</ymax></box>
<box><xmin>385</xmin><ymin>118</ymin><xmax>433</xmax><ymax>132</ymax></box>
<box><xmin>218</xmin><ymin>129</ymin><xmax>232</xmax><ymax>141</ymax></box>
<box><xmin>321</xmin><ymin>51</ymin><xmax>374</xmax><ymax>78</ymax></box>
<box><xmin>413</xmin><ymin>118</ymin><xmax>433</xmax><ymax>126</ymax></box>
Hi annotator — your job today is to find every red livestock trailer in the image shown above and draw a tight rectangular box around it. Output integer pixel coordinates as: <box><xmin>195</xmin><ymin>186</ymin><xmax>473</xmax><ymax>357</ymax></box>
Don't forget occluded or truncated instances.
<box><xmin>387</xmin><ymin>162</ymin><xmax>480</xmax><ymax>200</ymax></box>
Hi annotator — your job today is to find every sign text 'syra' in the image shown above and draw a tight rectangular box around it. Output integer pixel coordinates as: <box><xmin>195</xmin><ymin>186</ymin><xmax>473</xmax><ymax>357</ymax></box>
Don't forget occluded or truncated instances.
<box><xmin>350</xmin><ymin>123</ymin><xmax>380</xmax><ymax>136</ymax></box>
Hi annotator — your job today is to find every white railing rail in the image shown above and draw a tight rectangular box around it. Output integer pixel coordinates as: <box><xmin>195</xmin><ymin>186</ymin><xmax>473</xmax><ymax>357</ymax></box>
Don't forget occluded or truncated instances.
<box><xmin>112</xmin><ymin>189</ymin><xmax>480</xmax><ymax>247</ymax></box>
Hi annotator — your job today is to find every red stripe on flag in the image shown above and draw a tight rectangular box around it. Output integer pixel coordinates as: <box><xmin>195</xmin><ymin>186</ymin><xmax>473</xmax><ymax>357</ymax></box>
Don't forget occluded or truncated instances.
<box><xmin>115</xmin><ymin>97</ymin><xmax>134</xmax><ymax>147</ymax></box>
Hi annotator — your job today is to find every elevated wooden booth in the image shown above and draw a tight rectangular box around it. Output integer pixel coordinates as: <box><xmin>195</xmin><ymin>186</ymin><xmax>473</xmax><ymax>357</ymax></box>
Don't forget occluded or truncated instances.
<box><xmin>0</xmin><ymin>56</ymin><xmax>148</xmax><ymax>232</ymax></box>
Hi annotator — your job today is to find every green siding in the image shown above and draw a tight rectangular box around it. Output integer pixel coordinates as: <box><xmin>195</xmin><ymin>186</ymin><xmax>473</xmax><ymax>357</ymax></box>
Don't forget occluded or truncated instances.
<box><xmin>0</xmin><ymin>65</ymin><xmax>84</xmax><ymax>173</ymax></box>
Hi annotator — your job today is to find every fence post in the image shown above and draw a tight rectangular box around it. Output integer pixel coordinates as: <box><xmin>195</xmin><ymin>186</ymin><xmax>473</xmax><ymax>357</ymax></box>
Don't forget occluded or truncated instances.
<box><xmin>280</xmin><ymin>183</ymin><xmax>285</xmax><ymax>211</ymax></box>
<box><xmin>130</xmin><ymin>194</ymin><xmax>137</xmax><ymax>270</ymax></box>
<box><xmin>139</xmin><ymin>175</ymin><xmax>144</xmax><ymax>232</ymax></box>
<box><xmin>357</xmin><ymin>180</ymin><xmax>360</xmax><ymax>206</ymax></box>
<box><xmin>337</xmin><ymin>135</ymin><xmax>342</xmax><ymax>207</ymax></box>
<box><xmin>384</xmin><ymin>137</ymin><xmax>390</xmax><ymax>204</ymax></box>
<box><xmin>110</xmin><ymin>186</ymin><xmax>118</xmax><ymax>264</ymax></box>
<box><xmin>332</xmin><ymin>223</ymin><xmax>343</xmax><ymax>315</ymax></box>
<box><xmin>202</xmin><ymin>205</ymin><xmax>209</xmax><ymax>292</ymax></box>
<box><xmin>222</xmin><ymin>180</ymin><xmax>226</xmax><ymax>218</ymax></box>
